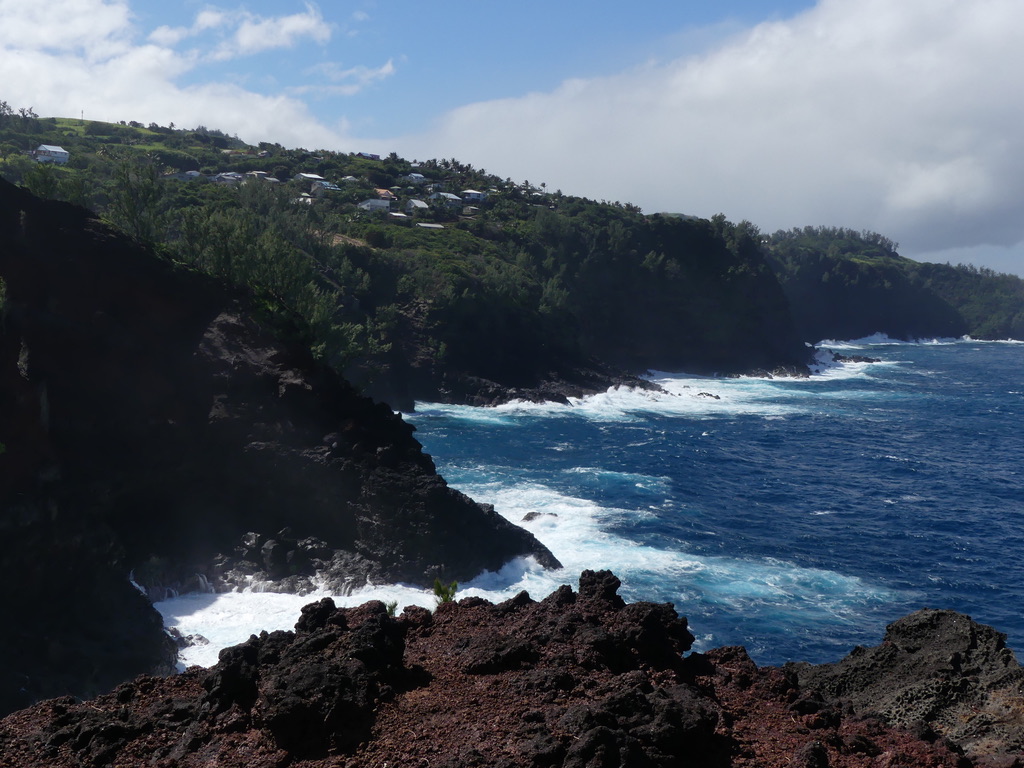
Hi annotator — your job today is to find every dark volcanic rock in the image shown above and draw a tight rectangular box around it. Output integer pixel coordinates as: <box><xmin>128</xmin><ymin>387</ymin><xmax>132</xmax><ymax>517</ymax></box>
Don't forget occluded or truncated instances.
<box><xmin>0</xmin><ymin>179</ymin><xmax>557</xmax><ymax>714</ymax></box>
<box><xmin>790</xmin><ymin>608</ymin><xmax>1024</xmax><ymax>761</ymax></box>
<box><xmin>0</xmin><ymin>572</ymin><xmax>972</xmax><ymax>768</ymax></box>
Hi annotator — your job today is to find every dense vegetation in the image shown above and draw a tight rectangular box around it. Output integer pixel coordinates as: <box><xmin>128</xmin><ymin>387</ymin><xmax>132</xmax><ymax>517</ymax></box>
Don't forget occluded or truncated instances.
<box><xmin>2</xmin><ymin>103</ymin><xmax>1020</xmax><ymax>405</ymax></box>
<box><xmin>0</xmin><ymin>106</ymin><xmax>811</xmax><ymax>404</ymax></box>
<box><xmin>766</xmin><ymin>227</ymin><xmax>1024</xmax><ymax>342</ymax></box>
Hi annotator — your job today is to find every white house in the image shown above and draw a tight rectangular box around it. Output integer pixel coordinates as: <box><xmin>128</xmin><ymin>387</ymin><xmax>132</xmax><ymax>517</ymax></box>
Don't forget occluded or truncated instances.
<box><xmin>430</xmin><ymin>191</ymin><xmax>462</xmax><ymax>207</ymax></box>
<box><xmin>401</xmin><ymin>173</ymin><xmax>427</xmax><ymax>184</ymax></box>
<box><xmin>358</xmin><ymin>199</ymin><xmax>391</xmax><ymax>212</ymax></box>
<box><xmin>404</xmin><ymin>199</ymin><xmax>429</xmax><ymax>214</ymax></box>
<box><xmin>461</xmin><ymin>189</ymin><xmax>487</xmax><ymax>202</ymax></box>
<box><xmin>34</xmin><ymin>145</ymin><xmax>69</xmax><ymax>164</ymax></box>
<box><xmin>294</xmin><ymin>172</ymin><xmax>327</xmax><ymax>183</ymax></box>
<box><xmin>311</xmin><ymin>181</ymin><xmax>342</xmax><ymax>196</ymax></box>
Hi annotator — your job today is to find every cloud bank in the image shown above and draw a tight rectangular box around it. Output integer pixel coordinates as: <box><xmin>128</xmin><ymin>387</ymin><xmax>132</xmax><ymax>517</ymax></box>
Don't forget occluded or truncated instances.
<box><xmin>0</xmin><ymin>0</ymin><xmax>347</xmax><ymax>148</ymax></box>
<box><xmin>393</xmin><ymin>0</ymin><xmax>1024</xmax><ymax>270</ymax></box>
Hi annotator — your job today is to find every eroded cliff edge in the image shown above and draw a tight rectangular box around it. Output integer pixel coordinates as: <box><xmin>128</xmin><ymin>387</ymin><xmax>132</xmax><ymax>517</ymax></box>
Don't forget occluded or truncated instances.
<box><xmin>0</xmin><ymin>179</ymin><xmax>558</xmax><ymax>715</ymax></box>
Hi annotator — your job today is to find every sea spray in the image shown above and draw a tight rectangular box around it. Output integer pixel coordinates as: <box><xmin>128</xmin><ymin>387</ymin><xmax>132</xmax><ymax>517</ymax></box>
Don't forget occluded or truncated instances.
<box><xmin>157</xmin><ymin>340</ymin><xmax>1024</xmax><ymax>666</ymax></box>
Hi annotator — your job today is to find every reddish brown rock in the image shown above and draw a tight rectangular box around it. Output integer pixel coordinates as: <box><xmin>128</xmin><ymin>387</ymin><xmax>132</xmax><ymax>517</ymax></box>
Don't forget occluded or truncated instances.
<box><xmin>0</xmin><ymin>572</ymin><xmax>976</xmax><ymax>767</ymax></box>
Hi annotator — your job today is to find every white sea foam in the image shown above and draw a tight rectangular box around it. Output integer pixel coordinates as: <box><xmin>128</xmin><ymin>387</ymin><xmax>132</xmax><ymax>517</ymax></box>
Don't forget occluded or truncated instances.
<box><xmin>418</xmin><ymin>378</ymin><xmax>809</xmax><ymax>425</ymax></box>
<box><xmin>156</xmin><ymin>477</ymin><xmax>894</xmax><ymax>667</ymax></box>
<box><xmin>156</xmin><ymin>347</ymin><xmax>919</xmax><ymax>668</ymax></box>
<box><xmin>461</xmin><ymin>483</ymin><xmax>895</xmax><ymax>651</ymax></box>
<box><xmin>156</xmin><ymin>581</ymin><xmax>444</xmax><ymax>669</ymax></box>
<box><xmin>816</xmin><ymin>333</ymin><xmax>967</xmax><ymax>348</ymax></box>
<box><xmin>563</xmin><ymin>466</ymin><xmax>671</xmax><ymax>492</ymax></box>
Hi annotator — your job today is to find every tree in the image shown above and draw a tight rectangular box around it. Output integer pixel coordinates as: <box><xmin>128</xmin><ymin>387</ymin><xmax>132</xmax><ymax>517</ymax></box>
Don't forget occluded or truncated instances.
<box><xmin>22</xmin><ymin>161</ymin><xmax>60</xmax><ymax>199</ymax></box>
<box><xmin>104</xmin><ymin>157</ymin><xmax>166</xmax><ymax>247</ymax></box>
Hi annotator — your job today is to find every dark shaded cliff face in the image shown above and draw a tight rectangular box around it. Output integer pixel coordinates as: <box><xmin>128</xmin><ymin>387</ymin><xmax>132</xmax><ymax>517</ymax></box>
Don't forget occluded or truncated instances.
<box><xmin>766</xmin><ymin>252</ymin><xmax>970</xmax><ymax>343</ymax></box>
<box><xmin>0</xmin><ymin>179</ymin><xmax>557</xmax><ymax>715</ymax></box>
<box><xmin>357</xmin><ymin>213</ymin><xmax>812</xmax><ymax>410</ymax></box>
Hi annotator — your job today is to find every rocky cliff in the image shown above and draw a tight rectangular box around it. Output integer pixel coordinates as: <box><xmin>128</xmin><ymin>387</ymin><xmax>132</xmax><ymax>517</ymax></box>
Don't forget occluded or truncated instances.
<box><xmin>0</xmin><ymin>179</ymin><xmax>558</xmax><ymax>715</ymax></box>
<box><xmin>4</xmin><ymin>571</ymin><xmax>1016</xmax><ymax>767</ymax></box>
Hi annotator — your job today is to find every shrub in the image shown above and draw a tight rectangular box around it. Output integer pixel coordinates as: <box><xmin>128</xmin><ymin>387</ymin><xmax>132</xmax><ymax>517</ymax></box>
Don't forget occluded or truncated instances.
<box><xmin>433</xmin><ymin>578</ymin><xmax>458</xmax><ymax>605</ymax></box>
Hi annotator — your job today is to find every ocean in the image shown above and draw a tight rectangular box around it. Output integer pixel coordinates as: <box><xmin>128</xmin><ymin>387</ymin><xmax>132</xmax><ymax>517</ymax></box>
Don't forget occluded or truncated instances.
<box><xmin>157</xmin><ymin>337</ymin><xmax>1024</xmax><ymax>669</ymax></box>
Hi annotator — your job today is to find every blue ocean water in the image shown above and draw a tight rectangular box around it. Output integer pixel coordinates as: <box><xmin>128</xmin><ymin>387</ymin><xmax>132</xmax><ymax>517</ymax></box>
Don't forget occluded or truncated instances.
<box><xmin>405</xmin><ymin>337</ymin><xmax>1024</xmax><ymax>665</ymax></box>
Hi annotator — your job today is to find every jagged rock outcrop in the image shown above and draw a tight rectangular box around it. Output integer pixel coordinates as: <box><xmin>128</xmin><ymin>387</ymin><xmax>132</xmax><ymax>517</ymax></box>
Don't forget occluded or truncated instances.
<box><xmin>0</xmin><ymin>179</ymin><xmax>558</xmax><ymax>715</ymax></box>
<box><xmin>0</xmin><ymin>572</ymin><xmax>972</xmax><ymax>767</ymax></box>
<box><xmin>791</xmin><ymin>608</ymin><xmax>1024</xmax><ymax>763</ymax></box>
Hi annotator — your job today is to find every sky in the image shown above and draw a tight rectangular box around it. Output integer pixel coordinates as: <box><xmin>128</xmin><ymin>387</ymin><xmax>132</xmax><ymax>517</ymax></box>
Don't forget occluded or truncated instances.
<box><xmin>2</xmin><ymin>0</ymin><xmax>1024</xmax><ymax>275</ymax></box>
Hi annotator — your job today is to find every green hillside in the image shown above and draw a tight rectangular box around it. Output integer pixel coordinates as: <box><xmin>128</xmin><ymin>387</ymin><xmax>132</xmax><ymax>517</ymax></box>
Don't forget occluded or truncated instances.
<box><xmin>2</xmin><ymin>105</ymin><xmax>1020</xmax><ymax>406</ymax></box>
<box><xmin>0</xmin><ymin>108</ymin><xmax>812</xmax><ymax>405</ymax></box>
<box><xmin>766</xmin><ymin>227</ymin><xmax>1024</xmax><ymax>342</ymax></box>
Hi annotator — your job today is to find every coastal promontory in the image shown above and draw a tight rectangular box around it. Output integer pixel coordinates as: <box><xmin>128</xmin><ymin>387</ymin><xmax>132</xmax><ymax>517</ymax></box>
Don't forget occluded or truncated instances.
<box><xmin>0</xmin><ymin>178</ymin><xmax>557</xmax><ymax>714</ymax></box>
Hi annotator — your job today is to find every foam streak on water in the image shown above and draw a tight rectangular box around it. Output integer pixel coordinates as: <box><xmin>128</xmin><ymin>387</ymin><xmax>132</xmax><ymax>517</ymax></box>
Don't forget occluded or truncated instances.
<box><xmin>157</xmin><ymin>339</ymin><xmax>1024</xmax><ymax>667</ymax></box>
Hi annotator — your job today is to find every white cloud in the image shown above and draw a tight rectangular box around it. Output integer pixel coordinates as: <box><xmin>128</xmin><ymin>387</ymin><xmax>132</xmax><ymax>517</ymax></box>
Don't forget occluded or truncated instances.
<box><xmin>0</xmin><ymin>0</ymin><xmax>347</xmax><ymax>149</ymax></box>
<box><xmin>149</xmin><ymin>9</ymin><xmax>231</xmax><ymax>47</ymax></box>
<box><xmin>195</xmin><ymin>9</ymin><xmax>231</xmax><ymax>32</ymax></box>
<box><xmin>0</xmin><ymin>0</ymin><xmax>134</xmax><ymax>59</ymax></box>
<box><xmin>390</xmin><ymin>0</ymin><xmax>1024</xmax><ymax>272</ymax></box>
<box><xmin>147</xmin><ymin>4</ymin><xmax>331</xmax><ymax>62</ymax></box>
<box><xmin>212</xmin><ymin>3</ymin><xmax>331</xmax><ymax>61</ymax></box>
<box><xmin>299</xmin><ymin>59</ymin><xmax>396</xmax><ymax>97</ymax></box>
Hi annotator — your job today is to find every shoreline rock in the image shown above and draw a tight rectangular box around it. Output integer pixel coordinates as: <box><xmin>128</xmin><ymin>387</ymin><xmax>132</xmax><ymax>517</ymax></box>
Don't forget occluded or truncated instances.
<box><xmin>790</xmin><ymin>608</ymin><xmax>1024</xmax><ymax>762</ymax></box>
<box><xmin>0</xmin><ymin>572</ymin><xmax>997</xmax><ymax>767</ymax></box>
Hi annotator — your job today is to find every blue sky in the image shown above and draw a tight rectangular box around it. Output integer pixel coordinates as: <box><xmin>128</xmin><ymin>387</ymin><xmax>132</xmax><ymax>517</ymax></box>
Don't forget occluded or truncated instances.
<box><xmin>3</xmin><ymin>0</ymin><xmax>1024</xmax><ymax>277</ymax></box>
<box><xmin>128</xmin><ymin>1</ymin><xmax>814</xmax><ymax>138</ymax></box>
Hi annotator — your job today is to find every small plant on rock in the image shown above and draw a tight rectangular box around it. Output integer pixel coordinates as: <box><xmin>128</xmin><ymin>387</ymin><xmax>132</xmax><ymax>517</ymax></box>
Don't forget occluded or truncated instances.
<box><xmin>385</xmin><ymin>599</ymin><xmax>398</xmax><ymax>617</ymax></box>
<box><xmin>433</xmin><ymin>578</ymin><xmax>458</xmax><ymax>606</ymax></box>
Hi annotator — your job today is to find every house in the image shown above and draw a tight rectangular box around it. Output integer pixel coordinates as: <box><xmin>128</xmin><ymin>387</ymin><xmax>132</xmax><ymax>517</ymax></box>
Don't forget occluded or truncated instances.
<box><xmin>461</xmin><ymin>189</ymin><xmax>488</xmax><ymax>202</ymax></box>
<box><xmin>404</xmin><ymin>199</ymin><xmax>429</xmax><ymax>214</ymax></box>
<box><xmin>311</xmin><ymin>181</ymin><xmax>342</xmax><ymax>196</ymax></box>
<box><xmin>163</xmin><ymin>170</ymin><xmax>203</xmax><ymax>182</ymax></box>
<box><xmin>212</xmin><ymin>172</ymin><xmax>245</xmax><ymax>184</ymax></box>
<box><xmin>416</xmin><ymin>223</ymin><xmax>444</xmax><ymax>230</ymax></box>
<box><xmin>430</xmin><ymin>191</ymin><xmax>462</xmax><ymax>208</ymax></box>
<box><xmin>294</xmin><ymin>172</ymin><xmax>327</xmax><ymax>184</ymax></box>
<box><xmin>374</xmin><ymin>188</ymin><xmax>398</xmax><ymax>201</ymax></box>
<box><xmin>34</xmin><ymin>145</ymin><xmax>69</xmax><ymax>164</ymax></box>
<box><xmin>358</xmin><ymin>199</ymin><xmax>391</xmax><ymax>212</ymax></box>
<box><xmin>401</xmin><ymin>173</ymin><xmax>427</xmax><ymax>185</ymax></box>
